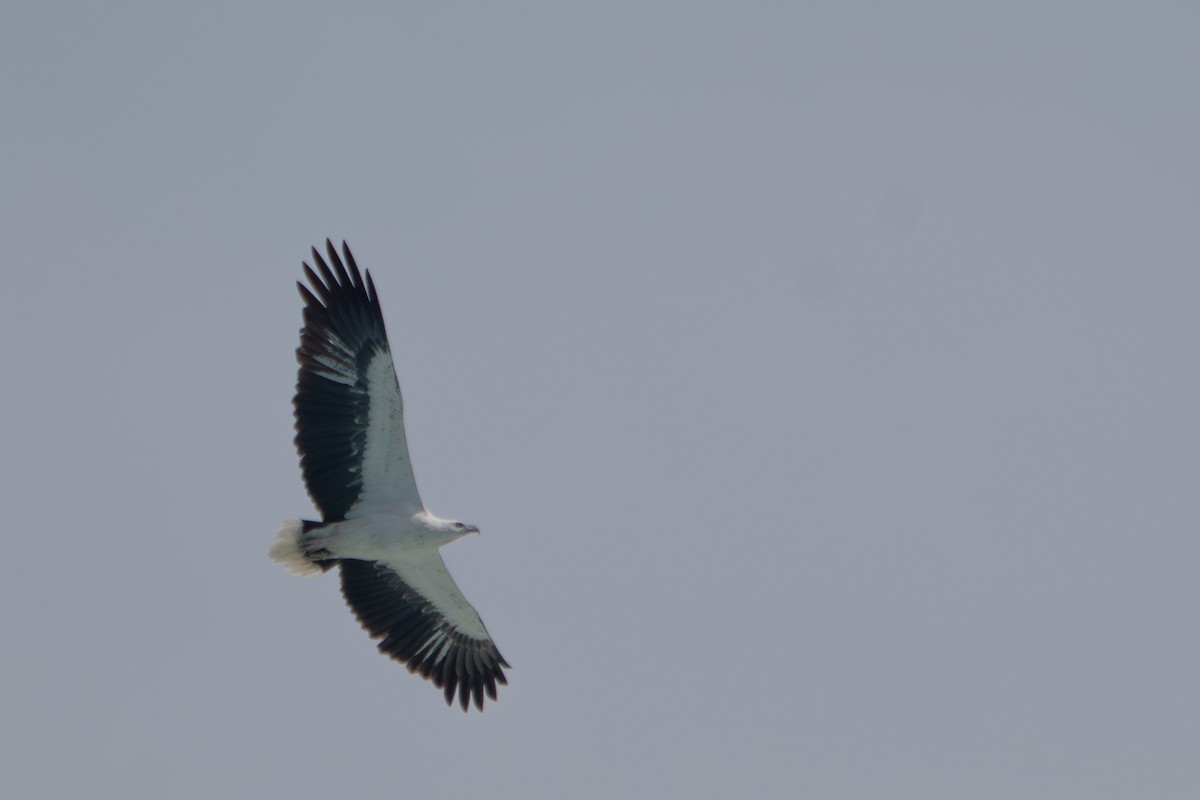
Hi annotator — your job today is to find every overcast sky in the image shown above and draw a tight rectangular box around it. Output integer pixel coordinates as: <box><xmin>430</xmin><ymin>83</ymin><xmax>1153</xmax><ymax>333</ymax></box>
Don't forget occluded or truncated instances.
<box><xmin>3</xmin><ymin>3</ymin><xmax>1198</xmax><ymax>798</ymax></box>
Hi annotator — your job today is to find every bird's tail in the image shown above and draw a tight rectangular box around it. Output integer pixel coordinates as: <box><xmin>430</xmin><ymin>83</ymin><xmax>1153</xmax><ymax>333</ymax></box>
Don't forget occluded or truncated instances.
<box><xmin>269</xmin><ymin>519</ymin><xmax>333</xmax><ymax>577</ymax></box>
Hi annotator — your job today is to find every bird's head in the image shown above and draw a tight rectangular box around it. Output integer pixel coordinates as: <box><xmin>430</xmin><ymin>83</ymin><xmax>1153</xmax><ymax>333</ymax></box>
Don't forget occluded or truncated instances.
<box><xmin>450</xmin><ymin>520</ymin><xmax>481</xmax><ymax>536</ymax></box>
<box><xmin>414</xmin><ymin>511</ymin><xmax>480</xmax><ymax>542</ymax></box>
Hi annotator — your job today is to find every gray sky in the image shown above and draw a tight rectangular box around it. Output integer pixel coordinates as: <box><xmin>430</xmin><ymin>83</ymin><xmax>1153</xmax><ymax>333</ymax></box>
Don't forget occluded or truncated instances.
<box><xmin>3</xmin><ymin>2</ymin><xmax>1198</xmax><ymax>798</ymax></box>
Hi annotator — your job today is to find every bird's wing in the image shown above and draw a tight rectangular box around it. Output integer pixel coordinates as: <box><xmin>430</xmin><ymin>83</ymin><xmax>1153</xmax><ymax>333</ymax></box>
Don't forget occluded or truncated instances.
<box><xmin>340</xmin><ymin>555</ymin><xmax>510</xmax><ymax>711</ymax></box>
<box><xmin>293</xmin><ymin>240</ymin><xmax>421</xmax><ymax>521</ymax></box>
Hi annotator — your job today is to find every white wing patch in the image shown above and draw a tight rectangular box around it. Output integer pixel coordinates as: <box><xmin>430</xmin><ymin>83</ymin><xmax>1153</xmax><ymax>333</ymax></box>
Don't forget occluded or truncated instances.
<box><xmin>384</xmin><ymin>550</ymin><xmax>492</xmax><ymax>642</ymax></box>
<box><xmin>348</xmin><ymin>349</ymin><xmax>422</xmax><ymax>515</ymax></box>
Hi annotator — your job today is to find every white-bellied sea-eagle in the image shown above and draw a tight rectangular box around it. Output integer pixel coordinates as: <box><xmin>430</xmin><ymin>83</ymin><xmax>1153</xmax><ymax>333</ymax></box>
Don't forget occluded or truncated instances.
<box><xmin>270</xmin><ymin>240</ymin><xmax>508</xmax><ymax>711</ymax></box>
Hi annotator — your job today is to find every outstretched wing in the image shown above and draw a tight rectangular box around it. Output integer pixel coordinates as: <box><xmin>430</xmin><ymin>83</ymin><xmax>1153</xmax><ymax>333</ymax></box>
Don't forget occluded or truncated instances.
<box><xmin>294</xmin><ymin>240</ymin><xmax>421</xmax><ymax>521</ymax></box>
<box><xmin>340</xmin><ymin>557</ymin><xmax>510</xmax><ymax>711</ymax></box>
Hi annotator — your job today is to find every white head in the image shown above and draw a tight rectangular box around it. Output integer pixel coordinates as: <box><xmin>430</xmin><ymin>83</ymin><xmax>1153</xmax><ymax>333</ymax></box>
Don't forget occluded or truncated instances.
<box><xmin>416</xmin><ymin>511</ymin><xmax>479</xmax><ymax>542</ymax></box>
<box><xmin>448</xmin><ymin>520</ymin><xmax>480</xmax><ymax>536</ymax></box>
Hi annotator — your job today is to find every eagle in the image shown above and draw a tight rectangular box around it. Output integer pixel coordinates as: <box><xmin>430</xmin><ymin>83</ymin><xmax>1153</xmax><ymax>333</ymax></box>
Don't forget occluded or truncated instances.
<box><xmin>270</xmin><ymin>240</ymin><xmax>508</xmax><ymax>711</ymax></box>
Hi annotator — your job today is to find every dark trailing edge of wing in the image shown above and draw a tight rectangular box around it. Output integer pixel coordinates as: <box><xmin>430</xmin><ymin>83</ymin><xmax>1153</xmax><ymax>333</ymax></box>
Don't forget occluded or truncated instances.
<box><xmin>340</xmin><ymin>560</ymin><xmax>510</xmax><ymax>712</ymax></box>
<box><xmin>293</xmin><ymin>240</ymin><xmax>390</xmax><ymax>522</ymax></box>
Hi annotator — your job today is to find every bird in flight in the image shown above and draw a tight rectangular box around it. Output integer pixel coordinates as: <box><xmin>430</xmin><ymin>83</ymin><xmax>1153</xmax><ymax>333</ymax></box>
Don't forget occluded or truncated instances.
<box><xmin>270</xmin><ymin>240</ymin><xmax>508</xmax><ymax>711</ymax></box>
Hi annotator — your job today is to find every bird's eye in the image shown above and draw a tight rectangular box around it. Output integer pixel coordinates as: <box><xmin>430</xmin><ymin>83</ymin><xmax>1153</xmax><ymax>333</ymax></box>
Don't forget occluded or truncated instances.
<box><xmin>454</xmin><ymin>523</ymin><xmax>465</xmax><ymax>529</ymax></box>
